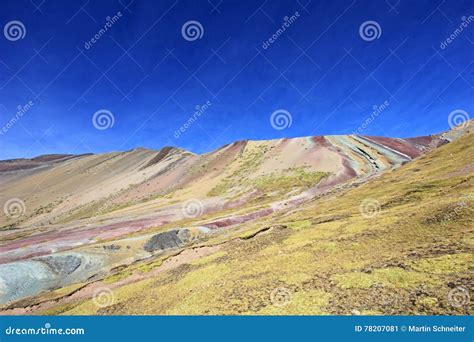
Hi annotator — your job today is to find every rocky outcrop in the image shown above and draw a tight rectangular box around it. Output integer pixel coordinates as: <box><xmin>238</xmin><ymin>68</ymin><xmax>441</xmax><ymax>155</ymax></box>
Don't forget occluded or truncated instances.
<box><xmin>38</xmin><ymin>255</ymin><xmax>82</xmax><ymax>275</ymax></box>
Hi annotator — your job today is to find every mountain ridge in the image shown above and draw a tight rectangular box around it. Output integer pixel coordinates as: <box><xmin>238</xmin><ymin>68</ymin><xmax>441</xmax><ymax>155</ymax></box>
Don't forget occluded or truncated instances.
<box><xmin>0</xmin><ymin>130</ymin><xmax>453</xmax><ymax>163</ymax></box>
<box><xmin>0</xmin><ymin>121</ymin><xmax>472</xmax><ymax>313</ymax></box>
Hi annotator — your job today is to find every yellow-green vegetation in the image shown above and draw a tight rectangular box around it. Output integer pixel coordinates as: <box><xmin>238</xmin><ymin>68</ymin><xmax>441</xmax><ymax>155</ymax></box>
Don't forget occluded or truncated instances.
<box><xmin>253</xmin><ymin>168</ymin><xmax>329</xmax><ymax>193</ymax></box>
<box><xmin>104</xmin><ymin>270</ymin><xmax>133</xmax><ymax>284</ymax></box>
<box><xmin>408</xmin><ymin>253</ymin><xmax>472</xmax><ymax>275</ymax></box>
<box><xmin>208</xmin><ymin>166</ymin><xmax>330</xmax><ymax>197</ymax></box>
<box><xmin>207</xmin><ymin>143</ymin><xmax>269</xmax><ymax>197</ymax></box>
<box><xmin>33</xmin><ymin>131</ymin><xmax>474</xmax><ymax>315</ymax></box>
<box><xmin>189</xmin><ymin>251</ymin><xmax>227</xmax><ymax>266</ymax></box>
<box><xmin>40</xmin><ymin>301</ymin><xmax>88</xmax><ymax>316</ymax></box>
<box><xmin>256</xmin><ymin>289</ymin><xmax>331</xmax><ymax>315</ymax></box>
<box><xmin>137</xmin><ymin>259</ymin><xmax>164</xmax><ymax>274</ymax></box>
<box><xmin>33</xmin><ymin>283</ymin><xmax>85</xmax><ymax>303</ymax></box>
<box><xmin>236</xmin><ymin>143</ymin><xmax>269</xmax><ymax>174</ymax></box>
<box><xmin>285</xmin><ymin>219</ymin><xmax>312</xmax><ymax>230</ymax></box>
<box><xmin>207</xmin><ymin>179</ymin><xmax>233</xmax><ymax>197</ymax></box>
<box><xmin>332</xmin><ymin>268</ymin><xmax>438</xmax><ymax>289</ymax></box>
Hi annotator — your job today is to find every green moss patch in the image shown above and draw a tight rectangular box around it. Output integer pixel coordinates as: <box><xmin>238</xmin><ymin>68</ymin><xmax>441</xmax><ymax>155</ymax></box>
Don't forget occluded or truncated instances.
<box><xmin>104</xmin><ymin>270</ymin><xmax>133</xmax><ymax>284</ymax></box>
<box><xmin>333</xmin><ymin>268</ymin><xmax>437</xmax><ymax>289</ymax></box>
<box><xmin>208</xmin><ymin>166</ymin><xmax>330</xmax><ymax>197</ymax></box>
<box><xmin>409</xmin><ymin>253</ymin><xmax>472</xmax><ymax>275</ymax></box>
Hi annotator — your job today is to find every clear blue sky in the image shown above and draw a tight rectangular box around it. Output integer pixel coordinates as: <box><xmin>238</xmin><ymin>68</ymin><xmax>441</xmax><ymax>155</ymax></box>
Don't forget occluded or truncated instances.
<box><xmin>0</xmin><ymin>0</ymin><xmax>473</xmax><ymax>159</ymax></box>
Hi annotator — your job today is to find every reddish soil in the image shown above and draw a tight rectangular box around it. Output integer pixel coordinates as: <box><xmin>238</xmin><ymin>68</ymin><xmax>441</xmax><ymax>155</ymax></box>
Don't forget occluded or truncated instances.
<box><xmin>205</xmin><ymin>208</ymin><xmax>275</xmax><ymax>229</ymax></box>
<box><xmin>363</xmin><ymin>136</ymin><xmax>425</xmax><ymax>158</ymax></box>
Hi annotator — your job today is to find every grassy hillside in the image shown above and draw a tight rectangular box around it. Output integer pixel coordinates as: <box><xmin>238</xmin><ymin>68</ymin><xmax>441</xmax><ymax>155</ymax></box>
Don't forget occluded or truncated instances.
<box><xmin>31</xmin><ymin>129</ymin><xmax>472</xmax><ymax>315</ymax></box>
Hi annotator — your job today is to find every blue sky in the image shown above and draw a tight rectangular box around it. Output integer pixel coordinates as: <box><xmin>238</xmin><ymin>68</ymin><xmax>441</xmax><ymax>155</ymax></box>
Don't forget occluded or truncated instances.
<box><xmin>0</xmin><ymin>0</ymin><xmax>473</xmax><ymax>159</ymax></box>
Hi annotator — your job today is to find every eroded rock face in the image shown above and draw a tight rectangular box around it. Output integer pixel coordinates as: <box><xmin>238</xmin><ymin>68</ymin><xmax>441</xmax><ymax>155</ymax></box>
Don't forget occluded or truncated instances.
<box><xmin>143</xmin><ymin>230</ymin><xmax>184</xmax><ymax>252</ymax></box>
<box><xmin>0</xmin><ymin>253</ymin><xmax>104</xmax><ymax>305</ymax></box>
<box><xmin>38</xmin><ymin>255</ymin><xmax>82</xmax><ymax>275</ymax></box>
<box><xmin>0</xmin><ymin>261</ymin><xmax>56</xmax><ymax>305</ymax></box>
<box><xmin>102</xmin><ymin>244</ymin><xmax>121</xmax><ymax>251</ymax></box>
<box><xmin>143</xmin><ymin>228</ymin><xmax>205</xmax><ymax>253</ymax></box>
